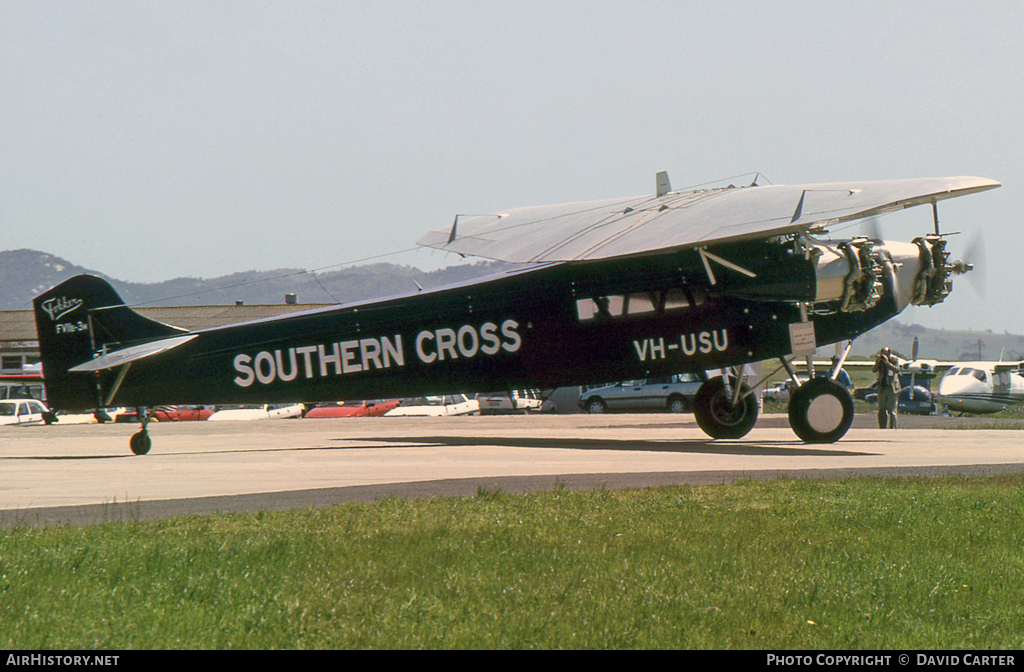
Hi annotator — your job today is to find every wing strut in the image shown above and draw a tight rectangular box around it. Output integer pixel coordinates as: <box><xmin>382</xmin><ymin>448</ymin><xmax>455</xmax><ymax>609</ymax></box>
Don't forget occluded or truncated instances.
<box><xmin>698</xmin><ymin>248</ymin><xmax>758</xmax><ymax>285</ymax></box>
<box><xmin>104</xmin><ymin>363</ymin><xmax>132</xmax><ymax>407</ymax></box>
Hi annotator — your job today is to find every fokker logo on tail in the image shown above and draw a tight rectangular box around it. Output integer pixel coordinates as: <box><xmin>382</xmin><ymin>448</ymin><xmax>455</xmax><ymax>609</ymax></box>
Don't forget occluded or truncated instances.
<box><xmin>41</xmin><ymin>296</ymin><xmax>83</xmax><ymax>321</ymax></box>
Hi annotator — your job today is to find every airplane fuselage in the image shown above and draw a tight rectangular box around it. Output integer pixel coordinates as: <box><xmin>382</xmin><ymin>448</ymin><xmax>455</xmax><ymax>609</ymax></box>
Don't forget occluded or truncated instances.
<box><xmin>937</xmin><ymin>363</ymin><xmax>1024</xmax><ymax>414</ymax></box>
<box><xmin>31</xmin><ymin>174</ymin><xmax>1000</xmax><ymax>449</ymax></box>
<box><xmin>36</xmin><ymin>240</ymin><xmax>906</xmax><ymax>410</ymax></box>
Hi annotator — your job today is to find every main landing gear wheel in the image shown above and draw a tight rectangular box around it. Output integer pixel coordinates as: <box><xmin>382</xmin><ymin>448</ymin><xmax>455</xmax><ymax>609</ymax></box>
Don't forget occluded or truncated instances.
<box><xmin>129</xmin><ymin>430</ymin><xmax>152</xmax><ymax>455</ymax></box>
<box><xmin>788</xmin><ymin>377</ymin><xmax>855</xmax><ymax>444</ymax></box>
<box><xmin>693</xmin><ymin>377</ymin><xmax>758</xmax><ymax>440</ymax></box>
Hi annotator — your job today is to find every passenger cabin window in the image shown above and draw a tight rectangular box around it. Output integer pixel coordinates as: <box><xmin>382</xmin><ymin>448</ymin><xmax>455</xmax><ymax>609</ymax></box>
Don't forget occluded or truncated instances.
<box><xmin>958</xmin><ymin>368</ymin><xmax>987</xmax><ymax>382</ymax></box>
<box><xmin>576</xmin><ymin>288</ymin><xmax>705</xmax><ymax>323</ymax></box>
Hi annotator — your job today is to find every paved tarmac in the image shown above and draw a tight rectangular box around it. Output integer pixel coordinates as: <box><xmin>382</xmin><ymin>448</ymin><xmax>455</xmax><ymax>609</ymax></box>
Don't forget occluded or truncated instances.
<box><xmin>3</xmin><ymin>413</ymin><xmax>1023</xmax><ymax>526</ymax></box>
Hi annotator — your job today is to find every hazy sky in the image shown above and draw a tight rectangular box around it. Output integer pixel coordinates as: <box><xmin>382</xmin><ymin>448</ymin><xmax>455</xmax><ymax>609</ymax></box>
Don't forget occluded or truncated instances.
<box><xmin>2</xmin><ymin>1</ymin><xmax>1021</xmax><ymax>334</ymax></box>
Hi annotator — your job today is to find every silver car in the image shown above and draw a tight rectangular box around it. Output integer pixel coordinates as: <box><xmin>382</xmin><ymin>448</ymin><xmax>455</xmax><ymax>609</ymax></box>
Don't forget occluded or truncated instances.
<box><xmin>579</xmin><ymin>374</ymin><xmax>703</xmax><ymax>413</ymax></box>
<box><xmin>475</xmin><ymin>389</ymin><xmax>544</xmax><ymax>415</ymax></box>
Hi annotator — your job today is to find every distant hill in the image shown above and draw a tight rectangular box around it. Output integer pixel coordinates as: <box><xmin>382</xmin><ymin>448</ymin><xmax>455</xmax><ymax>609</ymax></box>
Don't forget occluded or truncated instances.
<box><xmin>0</xmin><ymin>250</ymin><xmax>99</xmax><ymax>309</ymax></box>
<box><xmin>843</xmin><ymin>319</ymin><xmax>1024</xmax><ymax>363</ymax></box>
<box><xmin>4</xmin><ymin>248</ymin><xmax>1022</xmax><ymax>362</ymax></box>
<box><xmin>0</xmin><ymin>249</ymin><xmax>515</xmax><ymax>310</ymax></box>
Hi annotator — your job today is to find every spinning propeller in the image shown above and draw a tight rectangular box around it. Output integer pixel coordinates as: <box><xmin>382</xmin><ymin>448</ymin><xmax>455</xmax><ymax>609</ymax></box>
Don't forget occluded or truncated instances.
<box><xmin>858</xmin><ymin>211</ymin><xmax>986</xmax><ymax>297</ymax></box>
<box><xmin>960</xmin><ymin>230</ymin><xmax>986</xmax><ymax>297</ymax></box>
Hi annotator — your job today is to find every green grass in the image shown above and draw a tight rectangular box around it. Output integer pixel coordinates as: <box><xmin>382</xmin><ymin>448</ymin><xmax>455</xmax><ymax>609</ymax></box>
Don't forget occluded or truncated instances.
<box><xmin>990</xmin><ymin>404</ymin><xmax>1024</xmax><ymax>419</ymax></box>
<box><xmin>943</xmin><ymin>404</ymin><xmax>1024</xmax><ymax>429</ymax></box>
<box><xmin>3</xmin><ymin>477</ymin><xmax>1024</xmax><ymax>649</ymax></box>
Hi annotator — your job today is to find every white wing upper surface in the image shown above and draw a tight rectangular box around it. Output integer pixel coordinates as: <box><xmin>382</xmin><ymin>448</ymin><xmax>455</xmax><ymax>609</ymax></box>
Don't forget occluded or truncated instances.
<box><xmin>417</xmin><ymin>177</ymin><xmax>999</xmax><ymax>263</ymax></box>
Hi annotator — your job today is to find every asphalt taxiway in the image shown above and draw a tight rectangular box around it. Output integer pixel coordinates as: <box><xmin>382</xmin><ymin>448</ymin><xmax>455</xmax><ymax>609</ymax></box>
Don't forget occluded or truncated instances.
<box><xmin>3</xmin><ymin>413</ymin><xmax>1024</xmax><ymax>526</ymax></box>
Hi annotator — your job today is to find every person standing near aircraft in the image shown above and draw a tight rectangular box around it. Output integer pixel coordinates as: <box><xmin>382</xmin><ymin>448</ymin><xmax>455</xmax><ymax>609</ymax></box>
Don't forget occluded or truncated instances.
<box><xmin>873</xmin><ymin>347</ymin><xmax>901</xmax><ymax>429</ymax></box>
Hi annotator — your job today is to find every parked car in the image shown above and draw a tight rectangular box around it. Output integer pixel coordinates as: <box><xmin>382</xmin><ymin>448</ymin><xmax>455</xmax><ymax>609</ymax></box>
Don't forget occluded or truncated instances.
<box><xmin>207</xmin><ymin>404</ymin><xmax>305</xmax><ymax>421</ymax></box>
<box><xmin>865</xmin><ymin>384</ymin><xmax>936</xmax><ymax>415</ymax></box>
<box><xmin>861</xmin><ymin>372</ymin><xmax>936</xmax><ymax>415</ymax></box>
<box><xmin>763</xmin><ymin>376</ymin><xmax>810</xmax><ymax>404</ymax></box>
<box><xmin>763</xmin><ymin>382</ymin><xmax>791</xmax><ymax>403</ymax></box>
<box><xmin>385</xmin><ymin>394</ymin><xmax>479</xmax><ymax>417</ymax></box>
<box><xmin>475</xmin><ymin>390</ymin><xmax>544</xmax><ymax>414</ymax></box>
<box><xmin>53</xmin><ymin>408</ymin><xmax>122</xmax><ymax>424</ymax></box>
<box><xmin>578</xmin><ymin>374</ymin><xmax>703</xmax><ymax>413</ymax></box>
<box><xmin>152</xmin><ymin>405</ymin><xmax>215</xmax><ymax>422</ymax></box>
<box><xmin>538</xmin><ymin>387</ymin><xmax>585</xmax><ymax>414</ymax></box>
<box><xmin>304</xmin><ymin>399</ymin><xmax>401</xmax><ymax>418</ymax></box>
<box><xmin>0</xmin><ymin>399</ymin><xmax>51</xmax><ymax>426</ymax></box>
<box><xmin>114</xmin><ymin>408</ymin><xmax>140</xmax><ymax>423</ymax></box>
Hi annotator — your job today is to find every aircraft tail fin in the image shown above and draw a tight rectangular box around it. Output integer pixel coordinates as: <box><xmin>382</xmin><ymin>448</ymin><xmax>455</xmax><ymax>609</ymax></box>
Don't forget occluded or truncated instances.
<box><xmin>32</xmin><ymin>275</ymin><xmax>188</xmax><ymax>411</ymax></box>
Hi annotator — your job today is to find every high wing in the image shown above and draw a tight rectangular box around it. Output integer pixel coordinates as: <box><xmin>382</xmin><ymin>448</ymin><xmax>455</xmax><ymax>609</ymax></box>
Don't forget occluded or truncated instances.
<box><xmin>418</xmin><ymin>176</ymin><xmax>1000</xmax><ymax>263</ymax></box>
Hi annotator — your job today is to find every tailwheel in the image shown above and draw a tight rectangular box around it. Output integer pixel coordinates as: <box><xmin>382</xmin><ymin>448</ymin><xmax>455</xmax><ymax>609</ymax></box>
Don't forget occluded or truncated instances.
<box><xmin>129</xmin><ymin>430</ymin><xmax>152</xmax><ymax>455</ymax></box>
<box><xmin>693</xmin><ymin>377</ymin><xmax>758</xmax><ymax>440</ymax></box>
<box><xmin>788</xmin><ymin>377</ymin><xmax>854</xmax><ymax>443</ymax></box>
<box><xmin>129</xmin><ymin>407</ymin><xmax>152</xmax><ymax>455</ymax></box>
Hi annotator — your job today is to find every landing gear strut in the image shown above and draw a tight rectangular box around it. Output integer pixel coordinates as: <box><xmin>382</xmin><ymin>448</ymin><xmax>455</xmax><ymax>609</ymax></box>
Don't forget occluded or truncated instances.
<box><xmin>129</xmin><ymin>407</ymin><xmax>152</xmax><ymax>455</ymax></box>
<box><xmin>693</xmin><ymin>377</ymin><xmax>759</xmax><ymax>440</ymax></box>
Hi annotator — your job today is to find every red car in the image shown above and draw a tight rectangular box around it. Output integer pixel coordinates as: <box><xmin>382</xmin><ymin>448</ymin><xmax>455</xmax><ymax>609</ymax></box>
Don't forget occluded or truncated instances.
<box><xmin>304</xmin><ymin>399</ymin><xmax>400</xmax><ymax>418</ymax></box>
<box><xmin>151</xmin><ymin>405</ymin><xmax>215</xmax><ymax>422</ymax></box>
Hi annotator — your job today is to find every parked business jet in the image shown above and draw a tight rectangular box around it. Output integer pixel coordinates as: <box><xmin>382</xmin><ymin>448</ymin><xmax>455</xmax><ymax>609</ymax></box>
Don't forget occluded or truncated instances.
<box><xmin>937</xmin><ymin>362</ymin><xmax>1024</xmax><ymax>415</ymax></box>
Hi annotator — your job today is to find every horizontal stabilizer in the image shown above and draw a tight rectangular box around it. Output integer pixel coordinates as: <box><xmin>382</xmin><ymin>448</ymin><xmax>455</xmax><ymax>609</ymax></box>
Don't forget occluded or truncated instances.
<box><xmin>69</xmin><ymin>334</ymin><xmax>198</xmax><ymax>373</ymax></box>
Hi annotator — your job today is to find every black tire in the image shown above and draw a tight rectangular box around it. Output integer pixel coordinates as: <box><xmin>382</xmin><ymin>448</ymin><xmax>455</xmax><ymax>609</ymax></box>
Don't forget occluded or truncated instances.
<box><xmin>130</xmin><ymin>430</ymin><xmax>152</xmax><ymax>455</ymax></box>
<box><xmin>667</xmin><ymin>395</ymin><xmax>688</xmax><ymax>413</ymax></box>
<box><xmin>586</xmin><ymin>398</ymin><xmax>607</xmax><ymax>414</ymax></box>
<box><xmin>693</xmin><ymin>378</ymin><xmax>758</xmax><ymax>439</ymax></box>
<box><xmin>788</xmin><ymin>377</ymin><xmax>855</xmax><ymax>443</ymax></box>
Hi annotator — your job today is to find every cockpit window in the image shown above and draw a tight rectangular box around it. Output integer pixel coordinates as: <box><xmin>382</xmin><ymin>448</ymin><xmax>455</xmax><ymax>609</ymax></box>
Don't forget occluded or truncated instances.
<box><xmin>576</xmin><ymin>288</ymin><xmax>705</xmax><ymax>323</ymax></box>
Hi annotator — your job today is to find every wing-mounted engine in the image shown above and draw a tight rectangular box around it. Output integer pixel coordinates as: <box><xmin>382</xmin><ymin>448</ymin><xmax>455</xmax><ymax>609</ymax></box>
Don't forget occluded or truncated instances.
<box><xmin>805</xmin><ymin>237</ymin><xmax>890</xmax><ymax>313</ymax></box>
<box><xmin>835</xmin><ymin>239</ymin><xmax>886</xmax><ymax>312</ymax></box>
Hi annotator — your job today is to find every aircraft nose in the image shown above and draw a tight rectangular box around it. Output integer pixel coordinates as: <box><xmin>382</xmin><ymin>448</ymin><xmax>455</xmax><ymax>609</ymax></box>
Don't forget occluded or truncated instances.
<box><xmin>938</xmin><ymin>376</ymin><xmax>976</xmax><ymax>399</ymax></box>
<box><xmin>878</xmin><ymin>241</ymin><xmax>929</xmax><ymax>312</ymax></box>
